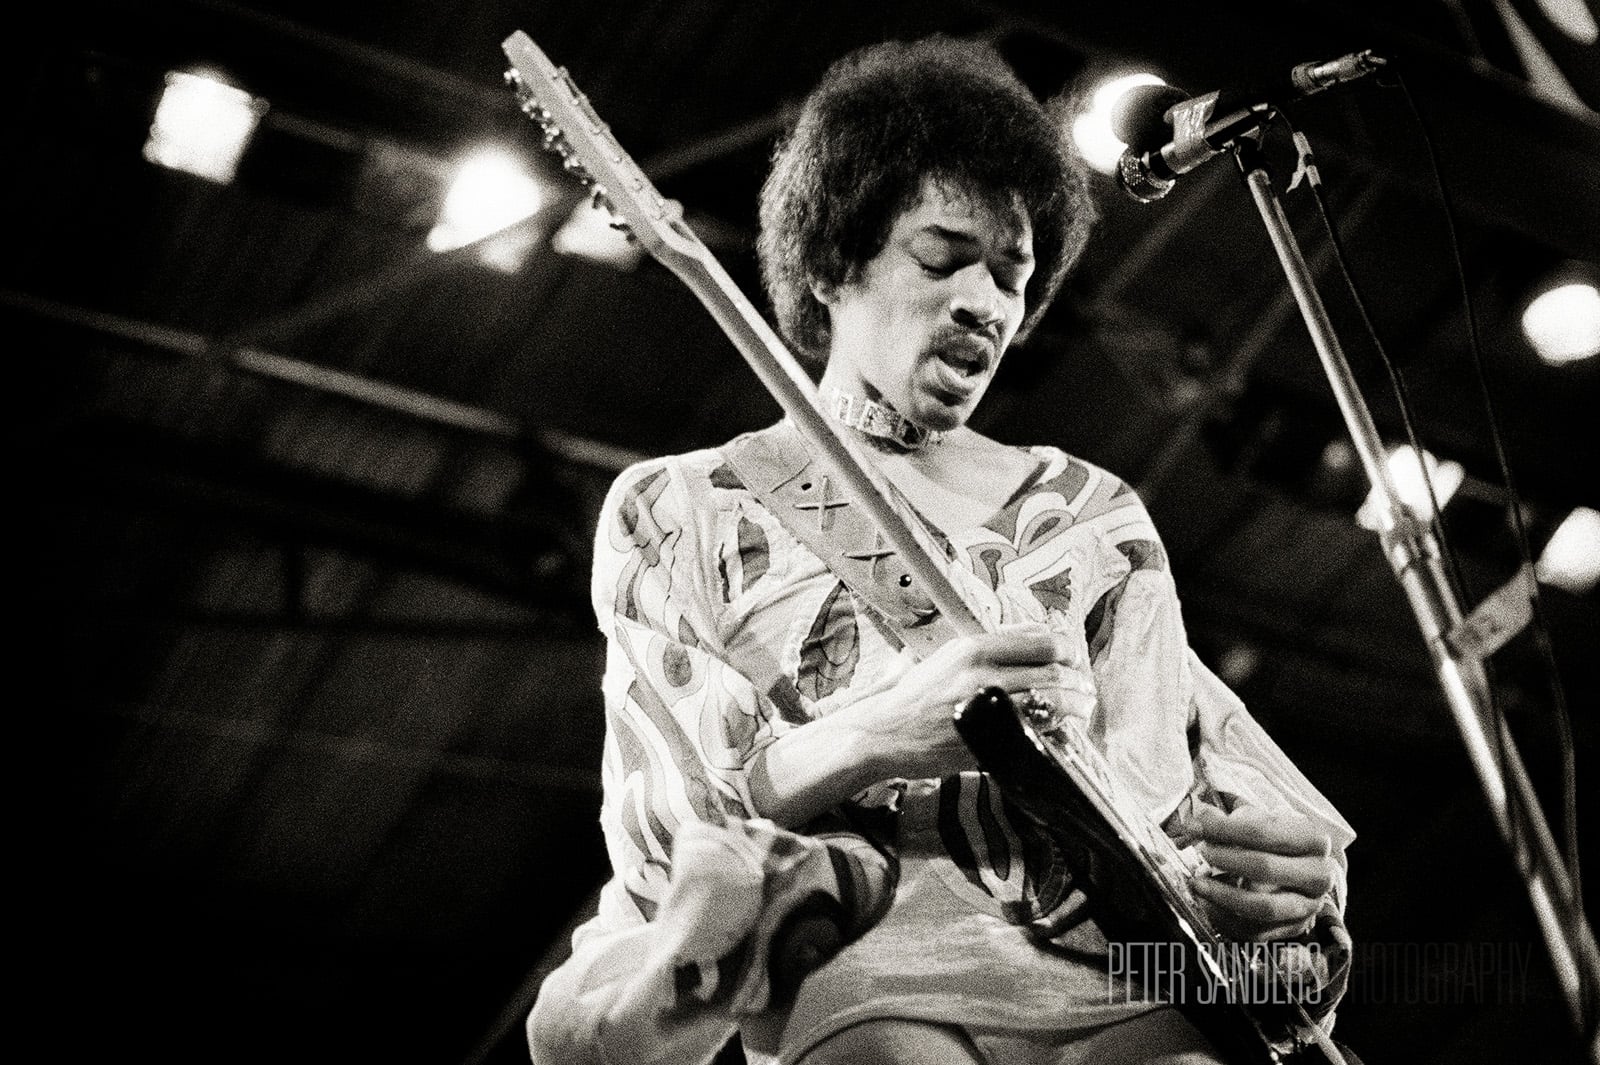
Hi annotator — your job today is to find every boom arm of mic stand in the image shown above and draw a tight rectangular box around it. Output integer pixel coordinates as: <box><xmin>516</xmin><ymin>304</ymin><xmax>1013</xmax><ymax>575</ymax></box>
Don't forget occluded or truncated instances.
<box><xmin>1227</xmin><ymin>138</ymin><xmax>1600</xmax><ymax>1057</ymax></box>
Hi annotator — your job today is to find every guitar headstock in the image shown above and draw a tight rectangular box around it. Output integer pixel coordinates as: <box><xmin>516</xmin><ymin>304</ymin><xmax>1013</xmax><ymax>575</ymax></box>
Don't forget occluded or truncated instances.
<box><xmin>501</xmin><ymin>31</ymin><xmax>700</xmax><ymax>265</ymax></box>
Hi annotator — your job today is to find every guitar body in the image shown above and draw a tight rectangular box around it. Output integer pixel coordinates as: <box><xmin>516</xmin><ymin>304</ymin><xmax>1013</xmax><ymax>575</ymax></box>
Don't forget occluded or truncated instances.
<box><xmin>954</xmin><ymin>688</ymin><xmax>1344</xmax><ymax>1065</ymax></box>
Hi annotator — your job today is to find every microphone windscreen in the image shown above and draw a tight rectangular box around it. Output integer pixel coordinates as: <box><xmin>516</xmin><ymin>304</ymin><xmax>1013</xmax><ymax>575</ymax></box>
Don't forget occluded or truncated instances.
<box><xmin>1110</xmin><ymin>83</ymin><xmax>1189</xmax><ymax>153</ymax></box>
<box><xmin>1115</xmin><ymin>151</ymin><xmax>1176</xmax><ymax>203</ymax></box>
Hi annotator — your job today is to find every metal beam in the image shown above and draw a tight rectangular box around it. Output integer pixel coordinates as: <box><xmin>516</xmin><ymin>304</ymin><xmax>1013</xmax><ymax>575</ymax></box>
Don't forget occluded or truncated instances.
<box><xmin>7</xmin><ymin>289</ymin><xmax>648</xmax><ymax>471</ymax></box>
<box><xmin>181</xmin><ymin>0</ymin><xmax>510</xmax><ymax>113</ymax></box>
<box><xmin>54</xmin><ymin>414</ymin><xmax>589</xmax><ymax>612</ymax></box>
<box><xmin>99</xmin><ymin>701</ymin><xmax>600</xmax><ymax>793</ymax></box>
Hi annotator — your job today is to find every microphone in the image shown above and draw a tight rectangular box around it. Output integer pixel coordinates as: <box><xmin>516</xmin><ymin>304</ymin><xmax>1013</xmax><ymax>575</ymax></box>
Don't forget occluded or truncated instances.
<box><xmin>1113</xmin><ymin>49</ymin><xmax>1387</xmax><ymax>202</ymax></box>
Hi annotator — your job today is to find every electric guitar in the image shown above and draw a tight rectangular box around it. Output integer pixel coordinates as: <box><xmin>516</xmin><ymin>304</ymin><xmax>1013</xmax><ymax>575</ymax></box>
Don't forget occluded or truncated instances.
<box><xmin>501</xmin><ymin>30</ymin><xmax>1353</xmax><ymax>1065</ymax></box>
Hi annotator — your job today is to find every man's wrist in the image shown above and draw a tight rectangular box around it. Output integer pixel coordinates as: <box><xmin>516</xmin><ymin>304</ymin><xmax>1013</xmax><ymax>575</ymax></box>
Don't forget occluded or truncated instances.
<box><xmin>749</xmin><ymin>705</ymin><xmax>890</xmax><ymax>826</ymax></box>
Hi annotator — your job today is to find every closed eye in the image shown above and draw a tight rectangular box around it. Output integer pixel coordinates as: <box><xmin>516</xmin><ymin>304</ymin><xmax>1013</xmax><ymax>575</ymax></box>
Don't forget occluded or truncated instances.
<box><xmin>915</xmin><ymin>251</ymin><xmax>1026</xmax><ymax>297</ymax></box>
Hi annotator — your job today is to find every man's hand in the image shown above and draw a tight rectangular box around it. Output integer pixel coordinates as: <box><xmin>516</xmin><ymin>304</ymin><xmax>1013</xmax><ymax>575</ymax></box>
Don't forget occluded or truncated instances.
<box><xmin>752</xmin><ymin>624</ymin><xmax>1093</xmax><ymax>828</ymax></box>
<box><xmin>1180</xmin><ymin>805</ymin><xmax>1337</xmax><ymax>942</ymax></box>
<box><xmin>846</xmin><ymin>624</ymin><xmax>1095</xmax><ymax>782</ymax></box>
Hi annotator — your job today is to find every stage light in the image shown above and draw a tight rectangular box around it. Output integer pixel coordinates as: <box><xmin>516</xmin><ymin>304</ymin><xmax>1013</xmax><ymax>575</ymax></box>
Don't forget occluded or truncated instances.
<box><xmin>1533</xmin><ymin>0</ymin><xmax>1598</xmax><ymax>43</ymax></box>
<box><xmin>1217</xmin><ymin>643</ymin><xmax>1262</xmax><ymax>687</ymax></box>
<box><xmin>1319</xmin><ymin>437</ymin><xmax>1356</xmax><ymax>474</ymax></box>
<box><xmin>1521</xmin><ymin>280</ymin><xmax>1600</xmax><ymax>365</ymax></box>
<box><xmin>427</xmin><ymin>147</ymin><xmax>545</xmax><ymax>272</ymax></box>
<box><xmin>1070</xmin><ymin>72</ymin><xmax>1167</xmax><ymax>174</ymax></box>
<box><xmin>1357</xmin><ymin>444</ymin><xmax>1464</xmax><ymax>530</ymax></box>
<box><xmin>1536</xmin><ymin>506</ymin><xmax>1600</xmax><ymax>595</ymax></box>
<box><xmin>552</xmin><ymin>198</ymin><xmax>643</xmax><ymax>271</ymax></box>
<box><xmin>143</xmin><ymin>69</ymin><xmax>267</xmax><ymax>184</ymax></box>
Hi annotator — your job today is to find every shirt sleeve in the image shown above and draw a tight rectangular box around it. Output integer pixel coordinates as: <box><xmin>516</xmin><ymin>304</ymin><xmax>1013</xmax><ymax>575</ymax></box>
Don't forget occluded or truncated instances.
<box><xmin>1080</xmin><ymin>476</ymin><xmax>1356</xmax><ymax>858</ymax></box>
<box><xmin>588</xmin><ymin>455</ymin><xmax>778</xmax><ymax>925</ymax></box>
<box><xmin>1080</xmin><ymin>476</ymin><xmax>1356</xmax><ymax>1021</ymax></box>
<box><xmin>526</xmin><ymin>455</ymin><xmax>896</xmax><ymax>1065</ymax></box>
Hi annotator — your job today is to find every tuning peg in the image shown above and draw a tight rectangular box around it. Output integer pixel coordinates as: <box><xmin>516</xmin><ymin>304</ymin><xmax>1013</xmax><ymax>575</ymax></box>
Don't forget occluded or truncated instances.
<box><xmin>503</xmin><ymin>69</ymin><xmax>522</xmax><ymax>88</ymax></box>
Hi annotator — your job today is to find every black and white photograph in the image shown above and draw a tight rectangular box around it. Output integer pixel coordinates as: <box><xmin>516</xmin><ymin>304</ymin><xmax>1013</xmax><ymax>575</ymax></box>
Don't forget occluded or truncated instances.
<box><xmin>27</xmin><ymin>2</ymin><xmax>1600</xmax><ymax>1063</ymax></box>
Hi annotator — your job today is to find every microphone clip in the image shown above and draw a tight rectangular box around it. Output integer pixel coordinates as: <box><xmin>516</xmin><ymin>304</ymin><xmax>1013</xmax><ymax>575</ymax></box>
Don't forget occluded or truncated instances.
<box><xmin>1165</xmin><ymin>90</ymin><xmax>1276</xmax><ymax>172</ymax></box>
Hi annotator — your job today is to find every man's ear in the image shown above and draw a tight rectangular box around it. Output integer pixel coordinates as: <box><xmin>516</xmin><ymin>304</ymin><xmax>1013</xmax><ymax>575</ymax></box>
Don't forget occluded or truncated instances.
<box><xmin>810</xmin><ymin>278</ymin><xmax>838</xmax><ymax>306</ymax></box>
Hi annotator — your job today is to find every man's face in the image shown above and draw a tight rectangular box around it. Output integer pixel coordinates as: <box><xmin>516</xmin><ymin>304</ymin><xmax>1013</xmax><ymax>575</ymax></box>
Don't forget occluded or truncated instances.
<box><xmin>820</xmin><ymin>175</ymin><xmax>1035</xmax><ymax>432</ymax></box>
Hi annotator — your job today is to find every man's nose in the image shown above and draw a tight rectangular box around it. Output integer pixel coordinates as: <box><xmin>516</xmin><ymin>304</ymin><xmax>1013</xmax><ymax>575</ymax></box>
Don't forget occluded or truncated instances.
<box><xmin>948</xmin><ymin>270</ymin><xmax>1004</xmax><ymax>332</ymax></box>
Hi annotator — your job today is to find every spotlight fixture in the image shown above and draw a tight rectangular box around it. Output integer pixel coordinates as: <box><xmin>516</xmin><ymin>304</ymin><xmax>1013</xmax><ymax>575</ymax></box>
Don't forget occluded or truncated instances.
<box><xmin>552</xmin><ymin>198</ymin><xmax>644</xmax><ymax>271</ymax></box>
<box><xmin>427</xmin><ymin>146</ymin><xmax>547</xmax><ymax>272</ymax></box>
<box><xmin>1357</xmin><ymin>444</ymin><xmax>1464</xmax><ymax>530</ymax></box>
<box><xmin>1536</xmin><ymin>506</ymin><xmax>1600</xmax><ymax>595</ymax></box>
<box><xmin>1522</xmin><ymin>277</ymin><xmax>1600</xmax><ymax>366</ymax></box>
<box><xmin>143</xmin><ymin>68</ymin><xmax>267</xmax><ymax>184</ymax></box>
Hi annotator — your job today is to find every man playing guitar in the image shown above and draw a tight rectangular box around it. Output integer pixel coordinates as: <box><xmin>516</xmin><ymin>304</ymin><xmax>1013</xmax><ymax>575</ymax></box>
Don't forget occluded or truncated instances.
<box><xmin>524</xmin><ymin>33</ymin><xmax>1355</xmax><ymax>1065</ymax></box>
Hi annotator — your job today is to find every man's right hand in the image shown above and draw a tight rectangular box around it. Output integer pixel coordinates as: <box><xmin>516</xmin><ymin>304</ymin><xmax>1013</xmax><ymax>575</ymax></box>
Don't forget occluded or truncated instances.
<box><xmin>845</xmin><ymin>625</ymin><xmax>1094</xmax><ymax>781</ymax></box>
<box><xmin>751</xmin><ymin>624</ymin><xmax>1093</xmax><ymax>826</ymax></box>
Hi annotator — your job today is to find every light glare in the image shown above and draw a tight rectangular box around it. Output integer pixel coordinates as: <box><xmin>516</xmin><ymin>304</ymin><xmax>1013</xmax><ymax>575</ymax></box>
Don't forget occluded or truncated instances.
<box><xmin>1071</xmin><ymin>72</ymin><xmax>1166</xmax><ymax>174</ymax></box>
<box><xmin>1536</xmin><ymin>506</ymin><xmax>1600</xmax><ymax>595</ymax></box>
<box><xmin>552</xmin><ymin>198</ymin><xmax>643</xmax><ymax>270</ymax></box>
<box><xmin>143</xmin><ymin>70</ymin><xmax>265</xmax><ymax>184</ymax></box>
<box><xmin>428</xmin><ymin>147</ymin><xmax>545</xmax><ymax>271</ymax></box>
<box><xmin>1522</xmin><ymin>281</ymin><xmax>1600</xmax><ymax>365</ymax></box>
<box><xmin>1533</xmin><ymin>0</ymin><xmax>1598</xmax><ymax>43</ymax></box>
<box><xmin>1217</xmin><ymin>644</ymin><xmax>1261</xmax><ymax>686</ymax></box>
<box><xmin>1358</xmin><ymin>445</ymin><xmax>1464</xmax><ymax>529</ymax></box>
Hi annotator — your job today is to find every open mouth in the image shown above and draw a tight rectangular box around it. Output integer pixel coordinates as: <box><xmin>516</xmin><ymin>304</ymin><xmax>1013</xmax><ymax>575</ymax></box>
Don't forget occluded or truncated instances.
<box><xmin>931</xmin><ymin>335</ymin><xmax>994</xmax><ymax>379</ymax></box>
<box><xmin>924</xmin><ymin>338</ymin><xmax>995</xmax><ymax>406</ymax></box>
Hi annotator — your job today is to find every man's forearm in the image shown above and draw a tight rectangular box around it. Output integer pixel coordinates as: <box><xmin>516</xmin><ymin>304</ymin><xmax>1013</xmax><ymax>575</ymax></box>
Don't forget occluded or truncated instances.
<box><xmin>746</xmin><ymin>705</ymin><xmax>890</xmax><ymax>827</ymax></box>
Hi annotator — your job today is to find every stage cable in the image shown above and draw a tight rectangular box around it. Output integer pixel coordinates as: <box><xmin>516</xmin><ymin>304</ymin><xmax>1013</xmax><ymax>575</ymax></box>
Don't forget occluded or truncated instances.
<box><xmin>1281</xmin><ymin>80</ymin><xmax>1582</xmax><ymax>901</ymax></box>
<box><xmin>1394</xmin><ymin>70</ymin><xmax>1582</xmax><ymax>901</ymax></box>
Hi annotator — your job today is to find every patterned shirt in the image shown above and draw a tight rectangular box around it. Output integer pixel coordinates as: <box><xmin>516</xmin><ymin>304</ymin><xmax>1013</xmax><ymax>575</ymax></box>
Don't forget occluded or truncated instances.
<box><xmin>579</xmin><ymin>422</ymin><xmax>1356</xmax><ymax>1058</ymax></box>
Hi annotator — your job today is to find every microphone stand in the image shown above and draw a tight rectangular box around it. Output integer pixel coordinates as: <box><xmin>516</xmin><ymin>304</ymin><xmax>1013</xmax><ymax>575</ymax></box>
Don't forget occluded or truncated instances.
<box><xmin>1227</xmin><ymin>135</ymin><xmax>1600</xmax><ymax>1058</ymax></box>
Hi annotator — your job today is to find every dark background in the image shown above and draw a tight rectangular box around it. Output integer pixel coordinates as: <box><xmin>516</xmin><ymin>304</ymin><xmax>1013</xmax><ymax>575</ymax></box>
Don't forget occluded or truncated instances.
<box><xmin>22</xmin><ymin>1</ymin><xmax>1599</xmax><ymax>1062</ymax></box>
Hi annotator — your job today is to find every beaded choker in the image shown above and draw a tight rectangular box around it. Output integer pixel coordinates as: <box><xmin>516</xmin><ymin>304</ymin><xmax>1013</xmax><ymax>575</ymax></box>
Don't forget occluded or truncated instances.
<box><xmin>823</xmin><ymin>386</ymin><xmax>943</xmax><ymax>450</ymax></box>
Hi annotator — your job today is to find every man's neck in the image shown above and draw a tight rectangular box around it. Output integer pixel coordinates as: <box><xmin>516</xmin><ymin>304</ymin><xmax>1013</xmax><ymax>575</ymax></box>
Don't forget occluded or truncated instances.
<box><xmin>810</xmin><ymin>376</ymin><xmax>1034</xmax><ymax>532</ymax></box>
<box><xmin>817</xmin><ymin>375</ymin><xmax>945</xmax><ymax>454</ymax></box>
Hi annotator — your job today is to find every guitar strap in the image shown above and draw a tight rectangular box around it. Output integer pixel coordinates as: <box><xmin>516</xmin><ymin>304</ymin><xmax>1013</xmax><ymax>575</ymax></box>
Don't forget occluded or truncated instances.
<box><xmin>722</xmin><ymin>420</ymin><xmax>965</xmax><ymax>660</ymax></box>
